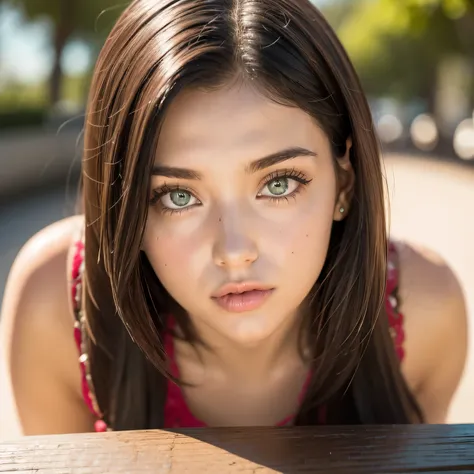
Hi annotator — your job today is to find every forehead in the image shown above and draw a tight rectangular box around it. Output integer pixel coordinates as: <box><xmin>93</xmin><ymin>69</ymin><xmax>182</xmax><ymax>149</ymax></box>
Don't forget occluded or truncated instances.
<box><xmin>155</xmin><ymin>83</ymin><xmax>329</xmax><ymax>165</ymax></box>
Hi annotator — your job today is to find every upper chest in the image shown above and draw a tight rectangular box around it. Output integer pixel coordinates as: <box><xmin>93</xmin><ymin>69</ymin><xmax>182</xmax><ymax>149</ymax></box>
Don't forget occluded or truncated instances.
<box><xmin>166</xmin><ymin>335</ymin><xmax>311</xmax><ymax>427</ymax></box>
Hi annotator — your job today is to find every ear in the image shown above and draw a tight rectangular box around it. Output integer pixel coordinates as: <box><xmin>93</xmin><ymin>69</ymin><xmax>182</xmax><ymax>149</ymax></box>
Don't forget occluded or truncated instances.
<box><xmin>333</xmin><ymin>137</ymin><xmax>355</xmax><ymax>222</ymax></box>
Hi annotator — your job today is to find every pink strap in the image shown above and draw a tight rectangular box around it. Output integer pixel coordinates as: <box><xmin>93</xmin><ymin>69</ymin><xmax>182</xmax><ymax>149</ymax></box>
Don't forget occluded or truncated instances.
<box><xmin>70</xmin><ymin>239</ymin><xmax>107</xmax><ymax>432</ymax></box>
<box><xmin>386</xmin><ymin>242</ymin><xmax>405</xmax><ymax>361</ymax></box>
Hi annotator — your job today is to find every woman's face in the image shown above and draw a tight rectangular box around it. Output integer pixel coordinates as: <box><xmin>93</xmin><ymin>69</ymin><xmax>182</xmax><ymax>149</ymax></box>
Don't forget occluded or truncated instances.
<box><xmin>142</xmin><ymin>83</ymin><xmax>350</xmax><ymax>346</ymax></box>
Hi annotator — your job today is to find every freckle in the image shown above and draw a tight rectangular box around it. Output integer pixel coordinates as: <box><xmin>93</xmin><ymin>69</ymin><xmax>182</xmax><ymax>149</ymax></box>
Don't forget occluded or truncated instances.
<box><xmin>218</xmin><ymin>217</ymin><xmax>222</xmax><ymax>222</ymax></box>
<box><xmin>291</xmin><ymin>252</ymin><xmax>294</xmax><ymax>255</ymax></box>
<box><xmin>306</xmin><ymin>234</ymin><xmax>309</xmax><ymax>237</ymax></box>
<box><xmin>164</xmin><ymin>264</ymin><xmax>167</xmax><ymax>267</ymax></box>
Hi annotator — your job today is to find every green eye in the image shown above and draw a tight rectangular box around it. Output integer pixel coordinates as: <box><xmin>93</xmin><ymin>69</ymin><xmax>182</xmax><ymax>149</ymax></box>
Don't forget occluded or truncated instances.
<box><xmin>258</xmin><ymin>170</ymin><xmax>312</xmax><ymax>200</ymax></box>
<box><xmin>169</xmin><ymin>190</ymin><xmax>192</xmax><ymax>207</ymax></box>
<box><xmin>156</xmin><ymin>188</ymin><xmax>199</xmax><ymax>211</ymax></box>
<box><xmin>266</xmin><ymin>178</ymin><xmax>289</xmax><ymax>196</ymax></box>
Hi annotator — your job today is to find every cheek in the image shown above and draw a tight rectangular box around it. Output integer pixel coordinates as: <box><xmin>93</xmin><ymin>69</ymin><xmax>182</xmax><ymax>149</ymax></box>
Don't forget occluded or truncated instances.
<box><xmin>284</xmin><ymin>210</ymin><xmax>333</xmax><ymax>277</ymax></box>
<box><xmin>269</xmin><ymin>186</ymin><xmax>336</xmax><ymax>264</ymax></box>
<box><xmin>142</xmin><ymin>217</ymin><xmax>205</xmax><ymax>288</ymax></box>
<box><xmin>270</xmin><ymin>186</ymin><xmax>336</xmax><ymax>292</ymax></box>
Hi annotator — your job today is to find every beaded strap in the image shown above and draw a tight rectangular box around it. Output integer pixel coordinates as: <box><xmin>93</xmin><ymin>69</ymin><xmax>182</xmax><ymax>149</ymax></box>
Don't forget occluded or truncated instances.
<box><xmin>71</xmin><ymin>235</ymin><xmax>108</xmax><ymax>432</ymax></box>
<box><xmin>386</xmin><ymin>242</ymin><xmax>405</xmax><ymax>361</ymax></box>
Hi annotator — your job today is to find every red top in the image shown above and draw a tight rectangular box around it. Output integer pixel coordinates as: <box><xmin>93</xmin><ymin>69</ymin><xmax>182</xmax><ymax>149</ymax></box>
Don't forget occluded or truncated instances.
<box><xmin>71</xmin><ymin>240</ymin><xmax>404</xmax><ymax>432</ymax></box>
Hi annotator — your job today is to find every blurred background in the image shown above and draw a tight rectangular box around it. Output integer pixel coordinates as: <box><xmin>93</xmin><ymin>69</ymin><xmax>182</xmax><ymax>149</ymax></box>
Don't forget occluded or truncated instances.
<box><xmin>0</xmin><ymin>0</ymin><xmax>473</xmax><ymax>423</ymax></box>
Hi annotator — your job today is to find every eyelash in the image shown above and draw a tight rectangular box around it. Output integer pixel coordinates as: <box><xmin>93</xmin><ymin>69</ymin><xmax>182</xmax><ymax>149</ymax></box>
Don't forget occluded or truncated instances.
<box><xmin>149</xmin><ymin>168</ymin><xmax>312</xmax><ymax>215</ymax></box>
<box><xmin>149</xmin><ymin>184</ymin><xmax>192</xmax><ymax>216</ymax></box>
<box><xmin>258</xmin><ymin>169</ymin><xmax>312</xmax><ymax>202</ymax></box>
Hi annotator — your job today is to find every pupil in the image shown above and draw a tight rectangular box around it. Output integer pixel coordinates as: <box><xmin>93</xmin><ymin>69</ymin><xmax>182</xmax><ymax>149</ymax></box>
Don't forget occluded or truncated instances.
<box><xmin>270</xmin><ymin>178</ymin><xmax>288</xmax><ymax>196</ymax></box>
<box><xmin>171</xmin><ymin>190</ymin><xmax>190</xmax><ymax>206</ymax></box>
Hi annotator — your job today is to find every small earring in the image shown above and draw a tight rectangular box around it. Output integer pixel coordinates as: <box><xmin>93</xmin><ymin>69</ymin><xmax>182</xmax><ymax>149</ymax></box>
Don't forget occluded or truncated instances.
<box><xmin>339</xmin><ymin>207</ymin><xmax>345</xmax><ymax>214</ymax></box>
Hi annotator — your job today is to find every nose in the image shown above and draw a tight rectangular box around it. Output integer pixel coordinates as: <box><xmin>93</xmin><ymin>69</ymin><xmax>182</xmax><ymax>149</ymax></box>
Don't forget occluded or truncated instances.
<box><xmin>212</xmin><ymin>209</ymin><xmax>259</xmax><ymax>269</ymax></box>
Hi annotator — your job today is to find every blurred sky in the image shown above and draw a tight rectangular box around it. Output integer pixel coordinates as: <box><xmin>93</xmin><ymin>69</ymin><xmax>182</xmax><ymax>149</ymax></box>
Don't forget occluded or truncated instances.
<box><xmin>0</xmin><ymin>3</ymin><xmax>92</xmax><ymax>84</ymax></box>
<box><xmin>0</xmin><ymin>0</ymin><xmax>332</xmax><ymax>85</ymax></box>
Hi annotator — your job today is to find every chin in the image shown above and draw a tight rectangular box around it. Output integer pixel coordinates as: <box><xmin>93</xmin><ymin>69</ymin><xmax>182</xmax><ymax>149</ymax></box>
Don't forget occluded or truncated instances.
<box><xmin>229</xmin><ymin>331</ymin><xmax>271</xmax><ymax>347</ymax></box>
<box><xmin>219</xmin><ymin>313</ymin><xmax>286</xmax><ymax>347</ymax></box>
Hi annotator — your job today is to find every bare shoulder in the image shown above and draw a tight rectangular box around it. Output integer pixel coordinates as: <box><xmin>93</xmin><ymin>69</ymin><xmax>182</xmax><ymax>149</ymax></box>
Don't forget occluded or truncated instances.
<box><xmin>0</xmin><ymin>214</ymin><xmax>94</xmax><ymax>435</ymax></box>
<box><xmin>395</xmin><ymin>240</ymin><xmax>468</xmax><ymax>423</ymax></box>
<box><xmin>1</xmin><ymin>214</ymin><xmax>83</xmax><ymax>330</ymax></box>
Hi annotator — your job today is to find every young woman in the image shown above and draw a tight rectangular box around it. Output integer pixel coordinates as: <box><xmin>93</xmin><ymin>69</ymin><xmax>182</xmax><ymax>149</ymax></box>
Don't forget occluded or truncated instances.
<box><xmin>1</xmin><ymin>0</ymin><xmax>467</xmax><ymax>435</ymax></box>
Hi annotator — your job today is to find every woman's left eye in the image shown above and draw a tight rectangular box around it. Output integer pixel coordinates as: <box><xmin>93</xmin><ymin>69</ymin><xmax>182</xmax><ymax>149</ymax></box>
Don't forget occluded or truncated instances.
<box><xmin>259</xmin><ymin>177</ymin><xmax>299</xmax><ymax>197</ymax></box>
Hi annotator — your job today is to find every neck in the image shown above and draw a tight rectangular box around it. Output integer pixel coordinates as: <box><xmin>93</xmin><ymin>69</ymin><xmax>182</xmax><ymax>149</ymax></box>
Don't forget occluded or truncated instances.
<box><xmin>176</xmin><ymin>311</ymin><xmax>307</xmax><ymax>382</ymax></box>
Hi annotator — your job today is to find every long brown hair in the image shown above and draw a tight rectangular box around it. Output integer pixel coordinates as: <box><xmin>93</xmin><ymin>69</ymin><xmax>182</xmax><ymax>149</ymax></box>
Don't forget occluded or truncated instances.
<box><xmin>82</xmin><ymin>0</ymin><xmax>423</xmax><ymax>430</ymax></box>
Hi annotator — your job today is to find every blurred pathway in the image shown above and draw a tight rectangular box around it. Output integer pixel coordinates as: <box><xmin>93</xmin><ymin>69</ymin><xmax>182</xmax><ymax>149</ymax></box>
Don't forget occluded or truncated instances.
<box><xmin>384</xmin><ymin>153</ymin><xmax>474</xmax><ymax>423</ymax></box>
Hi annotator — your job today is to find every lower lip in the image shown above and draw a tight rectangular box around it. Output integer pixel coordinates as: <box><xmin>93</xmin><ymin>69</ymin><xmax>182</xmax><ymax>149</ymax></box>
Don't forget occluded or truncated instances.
<box><xmin>212</xmin><ymin>289</ymin><xmax>274</xmax><ymax>313</ymax></box>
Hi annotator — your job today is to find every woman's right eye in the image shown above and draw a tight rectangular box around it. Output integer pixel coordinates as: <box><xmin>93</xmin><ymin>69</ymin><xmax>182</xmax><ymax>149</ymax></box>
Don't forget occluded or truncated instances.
<box><xmin>161</xmin><ymin>189</ymin><xmax>199</xmax><ymax>209</ymax></box>
<box><xmin>150</xmin><ymin>186</ymin><xmax>201</xmax><ymax>213</ymax></box>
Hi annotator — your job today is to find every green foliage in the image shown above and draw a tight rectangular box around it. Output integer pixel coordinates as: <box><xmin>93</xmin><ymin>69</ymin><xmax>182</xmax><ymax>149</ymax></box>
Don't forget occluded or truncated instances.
<box><xmin>407</xmin><ymin>0</ymin><xmax>472</xmax><ymax>19</ymax></box>
<box><xmin>8</xmin><ymin>0</ymin><xmax>125</xmax><ymax>105</ymax></box>
<box><xmin>11</xmin><ymin>0</ymin><xmax>124</xmax><ymax>38</ymax></box>
<box><xmin>61</xmin><ymin>74</ymin><xmax>90</xmax><ymax>105</ymax></box>
<box><xmin>0</xmin><ymin>107</ymin><xmax>47</xmax><ymax>130</ymax></box>
<box><xmin>0</xmin><ymin>81</ymin><xmax>47</xmax><ymax>108</ymax></box>
<box><xmin>333</xmin><ymin>0</ymin><xmax>474</xmax><ymax>101</ymax></box>
<box><xmin>0</xmin><ymin>74</ymin><xmax>87</xmax><ymax>129</ymax></box>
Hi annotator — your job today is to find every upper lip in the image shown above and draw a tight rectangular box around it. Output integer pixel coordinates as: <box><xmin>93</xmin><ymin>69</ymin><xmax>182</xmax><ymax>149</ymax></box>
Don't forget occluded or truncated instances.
<box><xmin>211</xmin><ymin>282</ymin><xmax>274</xmax><ymax>298</ymax></box>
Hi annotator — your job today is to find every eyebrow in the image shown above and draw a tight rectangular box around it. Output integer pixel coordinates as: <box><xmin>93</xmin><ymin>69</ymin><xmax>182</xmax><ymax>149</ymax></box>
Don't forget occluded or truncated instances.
<box><xmin>246</xmin><ymin>147</ymin><xmax>317</xmax><ymax>173</ymax></box>
<box><xmin>151</xmin><ymin>165</ymin><xmax>201</xmax><ymax>180</ymax></box>
<box><xmin>151</xmin><ymin>146</ymin><xmax>317</xmax><ymax>180</ymax></box>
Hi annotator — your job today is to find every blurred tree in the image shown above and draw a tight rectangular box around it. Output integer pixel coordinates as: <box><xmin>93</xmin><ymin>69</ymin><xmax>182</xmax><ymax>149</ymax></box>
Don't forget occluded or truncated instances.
<box><xmin>12</xmin><ymin>0</ymin><xmax>123</xmax><ymax>105</ymax></box>
<box><xmin>316</xmin><ymin>0</ymin><xmax>357</xmax><ymax>30</ymax></box>
<box><xmin>335</xmin><ymin>0</ymin><xmax>474</xmax><ymax>109</ymax></box>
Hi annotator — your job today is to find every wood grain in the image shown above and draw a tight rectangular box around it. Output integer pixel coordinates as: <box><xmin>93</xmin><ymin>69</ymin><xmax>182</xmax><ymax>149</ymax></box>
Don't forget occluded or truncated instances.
<box><xmin>1</xmin><ymin>425</ymin><xmax>474</xmax><ymax>473</ymax></box>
